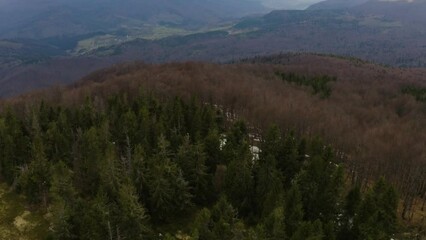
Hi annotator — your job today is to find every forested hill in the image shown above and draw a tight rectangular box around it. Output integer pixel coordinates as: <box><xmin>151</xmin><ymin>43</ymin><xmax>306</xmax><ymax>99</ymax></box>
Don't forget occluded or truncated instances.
<box><xmin>0</xmin><ymin>58</ymin><xmax>425</xmax><ymax>238</ymax></box>
<box><xmin>2</xmin><ymin>0</ymin><xmax>426</xmax><ymax>96</ymax></box>
<box><xmin>307</xmin><ymin>0</ymin><xmax>369</xmax><ymax>10</ymax></box>
<box><xmin>0</xmin><ymin>0</ymin><xmax>266</xmax><ymax>39</ymax></box>
<box><xmin>0</xmin><ymin>76</ymin><xmax>403</xmax><ymax>240</ymax></box>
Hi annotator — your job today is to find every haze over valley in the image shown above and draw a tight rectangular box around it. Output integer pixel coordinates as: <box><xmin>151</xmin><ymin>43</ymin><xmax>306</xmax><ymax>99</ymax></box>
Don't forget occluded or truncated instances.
<box><xmin>1</xmin><ymin>0</ymin><xmax>426</xmax><ymax>97</ymax></box>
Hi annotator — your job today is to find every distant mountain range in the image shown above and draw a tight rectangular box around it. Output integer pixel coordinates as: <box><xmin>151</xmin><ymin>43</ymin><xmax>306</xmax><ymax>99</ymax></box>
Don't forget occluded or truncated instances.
<box><xmin>0</xmin><ymin>0</ymin><xmax>267</xmax><ymax>39</ymax></box>
<box><xmin>307</xmin><ymin>0</ymin><xmax>370</xmax><ymax>10</ymax></box>
<box><xmin>1</xmin><ymin>0</ymin><xmax>426</xmax><ymax>97</ymax></box>
<box><xmin>87</xmin><ymin>0</ymin><xmax>426</xmax><ymax>66</ymax></box>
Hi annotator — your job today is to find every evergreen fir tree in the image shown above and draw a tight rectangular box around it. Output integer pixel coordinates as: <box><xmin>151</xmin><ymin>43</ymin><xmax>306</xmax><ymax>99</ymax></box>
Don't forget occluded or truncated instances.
<box><xmin>284</xmin><ymin>184</ymin><xmax>304</xmax><ymax>238</ymax></box>
<box><xmin>263</xmin><ymin>207</ymin><xmax>287</xmax><ymax>240</ymax></box>
<box><xmin>176</xmin><ymin>136</ymin><xmax>210</xmax><ymax>203</ymax></box>
<box><xmin>255</xmin><ymin>155</ymin><xmax>284</xmax><ymax>218</ymax></box>
<box><xmin>146</xmin><ymin>136</ymin><xmax>193</xmax><ymax>221</ymax></box>
<box><xmin>290</xmin><ymin>220</ymin><xmax>323</xmax><ymax>240</ymax></box>
<box><xmin>49</xmin><ymin>161</ymin><xmax>76</xmax><ymax>240</ymax></box>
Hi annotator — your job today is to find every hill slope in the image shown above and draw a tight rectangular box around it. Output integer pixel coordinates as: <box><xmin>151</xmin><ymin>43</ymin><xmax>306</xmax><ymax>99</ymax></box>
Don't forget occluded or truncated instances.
<box><xmin>0</xmin><ymin>0</ymin><xmax>266</xmax><ymax>39</ymax></box>
<box><xmin>4</xmin><ymin>55</ymin><xmax>426</xmax><ymax>232</ymax></box>
<box><xmin>1</xmin><ymin>59</ymin><xmax>419</xmax><ymax>238</ymax></box>
<box><xmin>307</xmin><ymin>0</ymin><xmax>369</xmax><ymax>10</ymax></box>
<box><xmin>1</xmin><ymin>0</ymin><xmax>426</xmax><ymax>97</ymax></box>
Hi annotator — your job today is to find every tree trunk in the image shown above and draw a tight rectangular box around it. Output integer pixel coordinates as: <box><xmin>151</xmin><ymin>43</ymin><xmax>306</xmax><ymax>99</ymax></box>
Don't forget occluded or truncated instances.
<box><xmin>108</xmin><ymin>221</ymin><xmax>113</xmax><ymax>240</ymax></box>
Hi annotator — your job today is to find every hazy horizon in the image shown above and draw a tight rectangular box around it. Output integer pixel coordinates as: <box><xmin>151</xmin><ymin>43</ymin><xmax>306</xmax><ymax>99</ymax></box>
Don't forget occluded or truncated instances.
<box><xmin>0</xmin><ymin>0</ymin><xmax>324</xmax><ymax>10</ymax></box>
<box><xmin>259</xmin><ymin>0</ymin><xmax>323</xmax><ymax>9</ymax></box>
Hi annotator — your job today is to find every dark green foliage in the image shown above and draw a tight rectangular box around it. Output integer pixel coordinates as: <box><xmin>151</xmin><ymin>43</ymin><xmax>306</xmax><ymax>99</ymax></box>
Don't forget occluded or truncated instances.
<box><xmin>402</xmin><ymin>85</ymin><xmax>426</xmax><ymax>102</ymax></box>
<box><xmin>145</xmin><ymin>136</ymin><xmax>193</xmax><ymax>222</ymax></box>
<box><xmin>203</xmin><ymin>128</ymin><xmax>222</xmax><ymax>172</ymax></box>
<box><xmin>74</xmin><ymin>192</ymin><xmax>111</xmax><ymax>240</ymax></box>
<box><xmin>19</xmin><ymin>119</ymin><xmax>51</xmax><ymax>205</ymax></box>
<box><xmin>284</xmin><ymin>184</ymin><xmax>304</xmax><ymax>238</ymax></box>
<box><xmin>224</xmin><ymin>144</ymin><xmax>254</xmax><ymax>216</ymax></box>
<box><xmin>176</xmin><ymin>136</ymin><xmax>211</xmax><ymax>204</ymax></box>
<box><xmin>260</xmin><ymin>126</ymin><xmax>303</xmax><ymax>187</ymax></box>
<box><xmin>45</xmin><ymin>120</ymin><xmax>72</xmax><ymax>163</ymax></box>
<box><xmin>338</xmin><ymin>185</ymin><xmax>362</xmax><ymax>240</ymax></box>
<box><xmin>255</xmin><ymin>155</ymin><xmax>284</xmax><ymax>218</ymax></box>
<box><xmin>296</xmin><ymin>142</ymin><xmax>344</xmax><ymax>224</ymax></box>
<box><xmin>345</xmin><ymin>185</ymin><xmax>362</xmax><ymax>217</ymax></box>
<box><xmin>290</xmin><ymin>220</ymin><xmax>324</xmax><ymax>240</ymax></box>
<box><xmin>279</xmin><ymin>132</ymin><xmax>302</xmax><ymax>186</ymax></box>
<box><xmin>261</xmin><ymin>125</ymin><xmax>282</xmax><ymax>159</ymax></box>
<box><xmin>276</xmin><ymin>72</ymin><xmax>336</xmax><ymax>98</ymax></box>
<box><xmin>192</xmin><ymin>208</ymin><xmax>216</xmax><ymax>239</ymax></box>
<box><xmin>194</xmin><ymin>196</ymin><xmax>242</xmax><ymax>240</ymax></box>
<box><xmin>222</xmin><ymin>121</ymin><xmax>250</xmax><ymax>164</ymax></box>
<box><xmin>354</xmin><ymin>178</ymin><xmax>398</xmax><ymax>240</ymax></box>
<box><xmin>263</xmin><ymin>207</ymin><xmax>287</xmax><ymax>240</ymax></box>
<box><xmin>0</xmin><ymin>92</ymin><xmax>400</xmax><ymax>239</ymax></box>
<box><xmin>0</xmin><ymin>109</ymin><xmax>31</xmax><ymax>184</ymax></box>
<box><xmin>114</xmin><ymin>183</ymin><xmax>151</xmax><ymax>239</ymax></box>
<box><xmin>49</xmin><ymin>162</ymin><xmax>76</xmax><ymax>240</ymax></box>
<box><xmin>74</xmin><ymin>126</ymin><xmax>104</xmax><ymax>196</ymax></box>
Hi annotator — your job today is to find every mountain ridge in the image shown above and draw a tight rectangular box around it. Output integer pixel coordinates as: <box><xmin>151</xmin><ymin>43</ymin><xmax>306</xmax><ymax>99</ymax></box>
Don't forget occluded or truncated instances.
<box><xmin>0</xmin><ymin>0</ymin><xmax>267</xmax><ymax>39</ymax></box>
<box><xmin>307</xmin><ymin>0</ymin><xmax>369</xmax><ymax>10</ymax></box>
<box><xmin>1</xmin><ymin>0</ymin><xmax>426</xmax><ymax>97</ymax></box>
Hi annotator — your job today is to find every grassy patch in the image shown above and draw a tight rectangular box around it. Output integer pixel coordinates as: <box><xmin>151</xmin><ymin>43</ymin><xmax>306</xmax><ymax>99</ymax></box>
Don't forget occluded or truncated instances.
<box><xmin>73</xmin><ymin>23</ymin><xmax>233</xmax><ymax>55</ymax></box>
<box><xmin>73</xmin><ymin>25</ymin><xmax>194</xmax><ymax>55</ymax></box>
<box><xmin>0</xmin><ymin>184</ymin><xmax>49</xmax><ymax>240</ymax></box>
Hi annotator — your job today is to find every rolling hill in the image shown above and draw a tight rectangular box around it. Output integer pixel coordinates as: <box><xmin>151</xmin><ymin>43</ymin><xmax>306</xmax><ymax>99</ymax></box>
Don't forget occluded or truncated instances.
<box><xmin>3</xmin><ymin>54</ymin><xmax>425</xmax><ymax>234</ymax></box>
<box><xmin>0</xmin><ymin>0</ymin><xmax>267</xmax><ymax>39</ymax></box>
<box><xmin>1</xmin><ymin>0</ymin><xmax>426</xmax><ymax>97</ymax></box>
<box><xmin>307</xmin><ymin>0</ymin><xmax>369</xmax><ymax>10</ymax></box>
<box><xmin>1</xmin><ymin>1</ymin><xmax>425</xmax><ymax>238</ymax></box>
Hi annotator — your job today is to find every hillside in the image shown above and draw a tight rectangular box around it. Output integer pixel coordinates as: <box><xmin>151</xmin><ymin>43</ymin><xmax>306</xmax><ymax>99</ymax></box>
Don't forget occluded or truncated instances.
<box><xmin>0</xmin><ymin>55</ymin><xmax>425</xmax><ymax>238</ymax></box>
<box><xmin>0</xmin><ymin>0</ymin><xmax>266</xmax><ymax>39</ymax></box>
<box><xmin>0</xmin><ymin>0</ymin><xmax>267</xmax><ymax>63</ymax></box>
<box><xmin>1</xmin><ymin>0</ymin><xmax>425</xmax><ymax>238</ymax></box>
<box><xmin>307</xmin><ymin>0</ymin><xmax>369</xmax><ymax>10</ymax></box>
<box><xmin>1</xmin><ymin>0</ymin><xmax>426</xmax><ymax>97</ymax></box>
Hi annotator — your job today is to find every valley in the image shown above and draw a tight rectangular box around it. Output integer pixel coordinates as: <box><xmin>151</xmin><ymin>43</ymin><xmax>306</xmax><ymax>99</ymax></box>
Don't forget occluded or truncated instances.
<box><xmin>1</xmin><ymin>0</ymin><xmax>426</xmax><ymax>98</ymax></box>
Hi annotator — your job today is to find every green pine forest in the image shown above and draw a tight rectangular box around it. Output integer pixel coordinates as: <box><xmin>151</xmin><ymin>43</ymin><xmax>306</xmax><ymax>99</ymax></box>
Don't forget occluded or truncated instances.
<box><xmin>0</xmin><ymin>91</ymin><xmax>401</xmax><ymax>239</ymax></box>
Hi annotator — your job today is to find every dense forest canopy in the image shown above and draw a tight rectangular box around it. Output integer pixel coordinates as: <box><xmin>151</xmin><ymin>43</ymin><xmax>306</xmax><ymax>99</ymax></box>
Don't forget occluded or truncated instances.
<box><xmin>0</xmin><ymin>0</ymin><xmax>425</xmax><ymax>238</ymax></box>
<box><xmin>0</xmin><ymin>58</ymin><xmax>425</xmax><ymax>238</ymax></box>
<box><xmin>0</xmin><ymin>90</ymin><xmax>401</xmax><ymax>239</ymax></box>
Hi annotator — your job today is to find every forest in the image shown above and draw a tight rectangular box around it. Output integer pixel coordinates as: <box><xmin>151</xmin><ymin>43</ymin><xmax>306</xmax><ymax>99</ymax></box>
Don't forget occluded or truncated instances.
<box><xmin>0</xmin><ymin>91</ymin><xmax>399</xmax><ymax>239</ymax></box>
<box><xmin>3</xmin><ymin>0</ymin><xmax>426</xmax><ymax>98</ymax></box>
<box><xmin>402</xmin><ymin>86</ymin><xmax>426</xmax><ymax>103</ymax></box>
<box><xmin>0</xmin><ymin>56</ymin><xmax>425</xmax><ymax>239</ymax></box>
<box><xmin>275</xmin><ymin>72</ymin><xmax>336</xmax><ymax>98</ymax></box>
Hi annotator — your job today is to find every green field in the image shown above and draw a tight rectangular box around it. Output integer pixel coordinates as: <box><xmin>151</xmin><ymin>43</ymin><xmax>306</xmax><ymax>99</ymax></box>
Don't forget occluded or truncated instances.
<box><xmin>73</xmin><ymin>25</ymin><xmax>195</xmax><ymax>55</ymax></box>
<box><xmin>73</xmin><ymin>23</ymin><xmax>234</xmax><ymax>55</ymax></box>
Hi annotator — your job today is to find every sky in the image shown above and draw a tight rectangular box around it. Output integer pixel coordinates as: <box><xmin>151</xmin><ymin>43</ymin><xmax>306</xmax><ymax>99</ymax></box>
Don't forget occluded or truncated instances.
<box><xmin>259</xmin><ymin>0</ymin><xmax>324</xmax><ymax>9</ymax></box>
